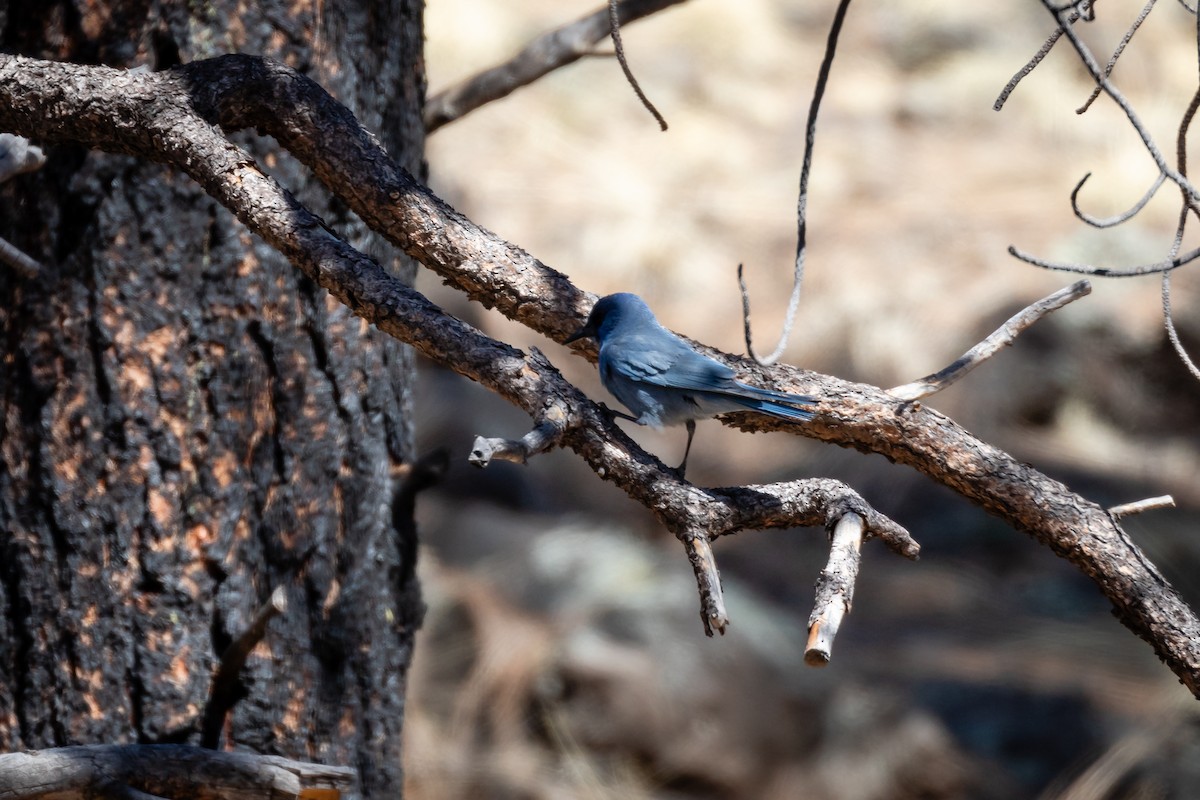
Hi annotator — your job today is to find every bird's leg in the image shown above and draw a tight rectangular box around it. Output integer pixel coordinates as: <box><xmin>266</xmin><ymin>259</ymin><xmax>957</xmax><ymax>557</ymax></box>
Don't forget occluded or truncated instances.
<box><xmin>599</xmin><ymin>402</ymin><xmax>640</xmax><ymax>424</ymax></box>
<box><xmin>677</xmin><ymin>419</ymin><xmax>696</xmax><ymax>478</ymax></box>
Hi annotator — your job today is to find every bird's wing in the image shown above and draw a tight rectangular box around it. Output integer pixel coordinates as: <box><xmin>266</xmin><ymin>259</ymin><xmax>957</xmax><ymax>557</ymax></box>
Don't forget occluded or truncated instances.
<box><xmin>604</xmin><ymin>333</ymin><xmax>735</xmax><ymax>391</ymax></box>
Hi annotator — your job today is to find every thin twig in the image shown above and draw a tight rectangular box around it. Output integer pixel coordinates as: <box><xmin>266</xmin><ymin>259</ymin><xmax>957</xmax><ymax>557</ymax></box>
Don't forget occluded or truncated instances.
<box><xmin>993</xmin><ymin>0</ymin><xmax>1101</xmax><ymax>113</ymax></box>
<box><xmin>607</xmin><ymin>0</ymin><xmax>668</xmax><ymax>129</ymax></box>
<box><xmin>680</xmin><ymin>531</ymin><xmax>728</xmax><ymax>636</ymax></box>
<box><xmin>1161</xmin><ymin>255</ymin><xmax>1200</xmax><ymax>380</ymax></box>
<box><xmin>888</xmin><ymin>280</ymin><xmax>1092</xmax><ymax>402</ymax></box>
<box><xmin>1008</xmin><ymin>243</ymin><xmax>1200</xmax><ymax>276</ymax></box>
<box><xmin>201</xmin><ymin>586</ymin><xmax>288</xmax><ymax>749</ymax></box>
<box><xmin>1108</xmin><ymin>495</ymin><xmax>1176</xmax><ymax>519</ymax></box>
<box><xmin>1159</xmin><ymin>79</ymin><xmax>1200</xmax><ymax>381</ymax></box>
<box><xmin>995</xmin><ymin>28</ymin><xmax>1065</xmax><ymax>112</ymax></box>
<box><xmin>424</xmin><ymin>0</ymin><xmax>686</xmax><ymax>133</ymax></box>
<box><xmin>805</xmin><ymin>512</ymin><xmax>864</xmax><ymax>666</ymax></box>
<box><xmin>1077</xmin><ymin>0</ymin><xmax>1156</xmax><ymax>114</ymax></box>
<box><xmin>1042</xmin><ymin>0</ymin><xmax>1200</xmax><ymax>202</ymax></box>
<box><xmin>741</xmin><ymin>0</ymin><xmax>852</xmax><ymax>365</ymax></box>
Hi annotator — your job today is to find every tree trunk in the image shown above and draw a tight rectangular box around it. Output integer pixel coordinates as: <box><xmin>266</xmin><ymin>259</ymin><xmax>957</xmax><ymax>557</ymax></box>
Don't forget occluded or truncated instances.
<box><xmin>0</xmin><ymin>2</ymin><xmax>425</xmax><ymax>796</ymax></box>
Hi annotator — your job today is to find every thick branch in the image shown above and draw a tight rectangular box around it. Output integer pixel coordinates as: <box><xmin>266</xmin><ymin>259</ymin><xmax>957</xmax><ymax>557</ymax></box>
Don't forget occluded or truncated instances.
<box><xmin>1</xmin><ymin>54</ymin><xmax>1197</xmax><ymax>693</ymax></box>
<box><xmin>424</xmin><ymin>0</ymin><xmax>686</xmax><ymax>132</ymax></box>
<box><xmin>0</xmin><ymin>745</ymin><xmax>354</xmax><ymax>800</ymax></box>
<box><xmin>0</xmin><ymin>53</ymin><xmax>913</xmax><ymax>646</ymax></box>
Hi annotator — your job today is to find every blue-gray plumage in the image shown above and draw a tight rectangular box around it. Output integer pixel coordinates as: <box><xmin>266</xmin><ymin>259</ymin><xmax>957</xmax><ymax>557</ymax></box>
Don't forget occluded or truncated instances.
<box><xmin>565</xmin><ymin>293</ymin><xmax>816</xmax><ymax>475</ymax></box>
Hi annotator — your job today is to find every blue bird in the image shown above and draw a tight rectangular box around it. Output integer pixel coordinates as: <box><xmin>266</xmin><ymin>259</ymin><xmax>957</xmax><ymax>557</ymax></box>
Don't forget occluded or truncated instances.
<box><xmin>564</xmin><ymin>293</ymin><xmax>816</xmax><ymax>476</ymax></box>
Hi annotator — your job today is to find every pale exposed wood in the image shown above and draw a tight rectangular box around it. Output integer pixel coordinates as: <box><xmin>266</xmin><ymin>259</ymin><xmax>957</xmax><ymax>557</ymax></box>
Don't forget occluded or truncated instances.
<box><xmin>1108</xmin><ymin>495</ymin><xmax>1176</xmax><ymax>519</ymax></box>
<box><xmin>805</xmin><ymin>513</ymin><xmax>865</xmax><ymax>666</ymax></box>
<box><xmin>682</xmin><ymin>532</ymin><xmax>729</xmax><ymax>635</ymax></box>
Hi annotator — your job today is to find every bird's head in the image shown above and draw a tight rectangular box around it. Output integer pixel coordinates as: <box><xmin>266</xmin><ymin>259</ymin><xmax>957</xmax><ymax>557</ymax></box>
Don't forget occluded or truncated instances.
<box><xmin>564</xmin><ymin>293</ymin><xmax>651</xmax><ymax>345</ymax></box>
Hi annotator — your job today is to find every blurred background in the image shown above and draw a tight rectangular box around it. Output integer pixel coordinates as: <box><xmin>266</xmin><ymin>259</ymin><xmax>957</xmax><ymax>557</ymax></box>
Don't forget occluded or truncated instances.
<box><xmin>405</xmin><ymin>2</ymin><xmax>1200</xmax><ymax>797</ymax></box>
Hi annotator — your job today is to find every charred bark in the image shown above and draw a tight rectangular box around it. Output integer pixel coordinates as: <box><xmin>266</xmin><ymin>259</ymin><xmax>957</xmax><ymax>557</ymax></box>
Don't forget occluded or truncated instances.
<box><xmin>0</xmin><ymin>2</ymin><xmax>425</xmax><ymax>796</ymax></box>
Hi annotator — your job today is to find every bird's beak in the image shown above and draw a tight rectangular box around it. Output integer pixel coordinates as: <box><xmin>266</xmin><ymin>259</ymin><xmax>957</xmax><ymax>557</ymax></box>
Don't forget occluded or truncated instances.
<box><xmin>563</xmin><ymin>324</ymin><xmax>593</xmax><ymax>345</ymax></box>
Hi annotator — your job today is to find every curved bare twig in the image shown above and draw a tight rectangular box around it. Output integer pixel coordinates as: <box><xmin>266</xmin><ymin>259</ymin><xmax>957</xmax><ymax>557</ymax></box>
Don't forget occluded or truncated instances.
<box><xmin>740</xmin><ymin>0</ymin><xmax>852</xmax><ymax>366</ymax></box>
<box><xmin>1041</xmin><ymin>0</ymin><xmax>1200</xmax><ymax>203</ymax></box>
<box><xmin>1158</xmin><ymin>81</ymin><xmax>1200</xmax><ymax>381</ymax></box>
<box><xmin>1070</xmin><ymin>171</ymin><xmax>1166</xmax><ymax>228</ymax></box>
<box><xmin>607</xmin><ymin>0</ymin><xmax>668</xmax><ymax>130</ymax></box>
<box><xmin>1160</xmin><ymin>272</ymin><xmax>1200</xmax><ymax>380</ymax></box>
<box><xmin>1008</xmin><ymin>243</ymin><xmax>1200</xmax><ymax>275</ymax></box>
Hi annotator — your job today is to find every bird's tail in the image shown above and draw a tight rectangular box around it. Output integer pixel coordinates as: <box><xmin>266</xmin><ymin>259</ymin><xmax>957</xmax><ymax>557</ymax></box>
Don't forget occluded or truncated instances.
<box><xmin>732</xmin><ymin>384</ymin><xmax>816</xmax><ymax>421</ymax></box>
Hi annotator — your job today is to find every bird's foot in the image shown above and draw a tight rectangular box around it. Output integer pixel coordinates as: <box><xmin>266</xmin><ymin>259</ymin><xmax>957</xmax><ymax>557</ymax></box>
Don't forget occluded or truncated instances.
<box><xmin>598</xmin><ymin>403</ymin><xmax>640</xmax><ymax>424</ymax></box>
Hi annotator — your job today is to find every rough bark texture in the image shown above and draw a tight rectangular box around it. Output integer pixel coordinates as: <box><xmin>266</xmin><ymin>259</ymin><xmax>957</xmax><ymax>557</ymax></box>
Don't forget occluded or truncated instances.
<box><xmin>0</xmin><ymin>3</ymin><xmax>424</xmax><ymax>797</ymax></box>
